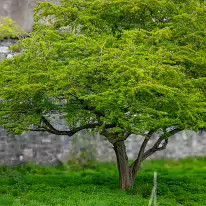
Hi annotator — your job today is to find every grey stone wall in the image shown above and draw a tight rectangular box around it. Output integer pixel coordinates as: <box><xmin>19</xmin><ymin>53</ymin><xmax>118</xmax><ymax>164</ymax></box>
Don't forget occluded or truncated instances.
<box><xmin>0</xmin><ymin>127</ymin><xmax>206</xmax><ymax>166</ymax></box>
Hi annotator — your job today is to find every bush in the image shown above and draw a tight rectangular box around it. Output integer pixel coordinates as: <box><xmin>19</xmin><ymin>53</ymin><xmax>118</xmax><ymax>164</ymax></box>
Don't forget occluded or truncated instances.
<box><xmin>0</xmin><ymin>17</ymin><xmax>26</xmax><ymax>40</ymax></box>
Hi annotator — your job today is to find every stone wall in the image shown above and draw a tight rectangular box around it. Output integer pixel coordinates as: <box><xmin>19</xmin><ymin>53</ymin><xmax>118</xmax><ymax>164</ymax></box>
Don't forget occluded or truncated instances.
<box><xmin>0</xmin><ymin>127</ymin><xmax>206</xmax><ymax>166</ymax></box>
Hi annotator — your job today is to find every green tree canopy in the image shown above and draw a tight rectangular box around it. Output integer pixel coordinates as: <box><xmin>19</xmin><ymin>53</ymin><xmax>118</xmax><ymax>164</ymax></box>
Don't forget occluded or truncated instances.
<box><xmin>0</xmin><ymin>0</ymin><xmax>205</xmax><ymax>189</ymax></box>
<box><xmin>0</xmin><ymin>17</ymin><xmax>25</xmax><ymax>40</ymax></box>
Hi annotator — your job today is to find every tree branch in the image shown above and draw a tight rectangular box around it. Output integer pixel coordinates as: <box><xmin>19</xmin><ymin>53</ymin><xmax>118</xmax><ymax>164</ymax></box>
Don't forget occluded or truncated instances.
<box><xmin>142</xmin><ymin>137</ymin><xmax>168</xmax><ymax>161</ymax></box>
<box><xmin>30</xmin><ymin>116</ymin><xmax>99</xmax><ymax>136</ymax></box>
<box><xmin>99</xmin><ymin>128</ymin><xmax>118</xmax><ymax>144</ymax></box>
<box><xmin>142</xmin><ymin>128</ymin><xmax>181</xmax><ymax>161</ymax></box>
<box><xmin>129</xmin><ymin>128</ymin><xmax>181</xmax><ymax>182</ymax></box>
<box><xmin>30</xmin><ymin>116</ymin><xmax>116</xmax><ymax>136</ymax></box>
<box><xmin>130</xmin><ymin>131</ymin><xmax>154</xmax><ymax>181</ymax></box>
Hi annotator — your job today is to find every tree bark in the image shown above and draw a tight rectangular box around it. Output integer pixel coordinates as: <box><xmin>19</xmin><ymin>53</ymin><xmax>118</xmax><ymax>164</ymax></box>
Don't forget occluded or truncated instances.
<box><xmin>113</xmin><ymin>141</ymin><xmax>132</xmax><ymax>190</ymax></box>
<box><xmin>113</xmin><ymin>138</ymin><xmax>150</xmax><ymax>190</ymax></box>
<box><xmin>130</xmin><ymin>137</ymin><xmax>149</xmax><ymax>183</ymax></box>
<box><xmin>113</xmin><ymin>131</ymin><xmax>175</xmax><ymax>190</ymax></box>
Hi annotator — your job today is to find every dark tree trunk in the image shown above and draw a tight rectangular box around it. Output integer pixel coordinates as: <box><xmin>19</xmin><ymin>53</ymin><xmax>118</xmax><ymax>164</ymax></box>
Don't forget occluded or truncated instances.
<box><xmin>113</xmin><ymin>139</ymin><xmax>148</xmax><ymax>190</ymax></box>
<box><xmin>113</xmin><ymin>141</ymin><xmax>133</xmax><ymax>190</ymax></box>
<box><xmin>113</xmin><ymin>132</ymin><xmax>171</xmax><ymax>190</ymax></box>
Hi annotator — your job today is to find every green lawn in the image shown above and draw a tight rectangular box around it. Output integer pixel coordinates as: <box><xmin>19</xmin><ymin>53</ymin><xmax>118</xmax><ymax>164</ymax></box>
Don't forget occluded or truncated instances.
<box><xmin>0</xmin><ymin>158</ymin><xmax>206</xmax><ymax>206</ymax></box>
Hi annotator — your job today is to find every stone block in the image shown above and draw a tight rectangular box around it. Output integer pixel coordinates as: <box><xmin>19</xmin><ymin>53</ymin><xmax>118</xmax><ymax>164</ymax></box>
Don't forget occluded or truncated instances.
<box><xmin>0</xmin><ymin>143</ymin><xmax>6</xmax><ymax>151</ymax></box>
<box><xmin>23</xmin><ymin>148</ymin><xmax>33</xmax><ymax>158</ymax></box>
<box><xmin>0</xmin><ymin>46</ymin><xmax>9</xmax><ymax>53</ymax></box>
<box><xmin>42</xmin><ymin>139</ymin><xmax>51</xmax><ymax>143</ymax></box>
<box><xmin>57</xmin><ymin>153</ymin><xmax>69</xmax><ymax>164</ymax></box>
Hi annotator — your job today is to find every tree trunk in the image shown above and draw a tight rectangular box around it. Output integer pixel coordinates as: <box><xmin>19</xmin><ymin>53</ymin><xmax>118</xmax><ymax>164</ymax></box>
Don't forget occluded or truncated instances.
<box><xmin>113</xmin><ymin>141</ymin><xmax>133</xmax><ymax>190</ymax></box>
<box><xmin>113</xmin><ymin>133</ymin><xmax>172</xmax><ymax>190</ymax></box>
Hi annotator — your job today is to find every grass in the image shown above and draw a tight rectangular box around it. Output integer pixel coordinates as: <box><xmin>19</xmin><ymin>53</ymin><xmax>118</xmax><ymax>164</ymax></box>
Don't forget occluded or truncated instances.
<box><xmin>0</xmin><ymin>158</ymin><xmax>206</xmax><ymax>206</ymax></box>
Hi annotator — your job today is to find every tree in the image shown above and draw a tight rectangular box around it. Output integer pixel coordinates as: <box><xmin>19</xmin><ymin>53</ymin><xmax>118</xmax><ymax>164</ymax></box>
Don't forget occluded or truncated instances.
<box><xmin>0</xmin><ymin>0</ymin><xmax>205</xmax><ymax>190</ymax></box>
<box><xmin>0</xmin><ymin>17</ymin><xmax>25</xmax><ymax>40</ymax></box>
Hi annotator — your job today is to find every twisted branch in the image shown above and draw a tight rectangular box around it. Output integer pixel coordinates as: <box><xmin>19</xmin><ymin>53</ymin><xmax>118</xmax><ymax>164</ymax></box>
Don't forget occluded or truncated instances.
<box><xmin>30</xmin><ymin>116</ymin><xmax>116</xmax><ymax>136</ymax></box>
<box><xmin>142</xmin><ymin>128</ymin><xmax>181</xmax><ymax>161</ymax></box>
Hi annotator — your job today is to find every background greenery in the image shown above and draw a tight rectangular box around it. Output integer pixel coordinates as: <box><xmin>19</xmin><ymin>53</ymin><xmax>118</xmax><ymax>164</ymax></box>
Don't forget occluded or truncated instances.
<box><xmin>0</xmin><ymin>158</ymin><xmax>206</xmax><ymax>206</ymax></box>
<box><xmin>0</xmin><ymin>17</ymin><xmax>25</xmax><ymax>40</ymax></box>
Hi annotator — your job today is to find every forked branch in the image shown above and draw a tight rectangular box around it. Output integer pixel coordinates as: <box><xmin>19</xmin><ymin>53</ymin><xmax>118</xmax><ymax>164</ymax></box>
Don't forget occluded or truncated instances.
<box><xmin>130</xmin><ymin>131</ymin><xmax>154</xmax><ymax>180</ymax></box>
<box><xmin>142</xmin><ymin>137</ymin><xmax>168</xmax><ymax>161</ymax></box>
<box><xmin>129</xmin><ymin>128</ymin><xmax>181</xmax><ymax>182</ymax></box>
<box><xmin>142</xmin><ymin>128</ymin><xmax>181</xmax><ymax>161</ymax></box>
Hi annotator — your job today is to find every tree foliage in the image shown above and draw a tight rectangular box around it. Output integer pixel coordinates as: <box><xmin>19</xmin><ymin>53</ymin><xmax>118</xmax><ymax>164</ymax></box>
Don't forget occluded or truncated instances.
<box><xmin>0</xmin><ymin>0</ymin><xmax>205</xmax><ymax>189</ymax></box>
<box><xmin>0</xmin><ymin>17</ymin><xmax>25</xmax><ymax>40</ymax></box>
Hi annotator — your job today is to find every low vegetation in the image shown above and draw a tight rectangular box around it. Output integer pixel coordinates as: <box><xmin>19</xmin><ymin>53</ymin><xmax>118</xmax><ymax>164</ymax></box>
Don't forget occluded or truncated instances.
<box><xmin>0</xmin><ymin>158</ymin><xmax>205</xmax><ymax>206</ymax></box>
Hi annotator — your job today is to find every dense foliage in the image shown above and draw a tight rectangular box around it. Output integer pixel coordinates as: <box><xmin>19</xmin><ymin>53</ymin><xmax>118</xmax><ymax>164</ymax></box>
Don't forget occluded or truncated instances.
<box><xmin>0</xmin><ymin>0</ymin><xmax>205</xmax><ymax>189</ymax></box>
<box><xmin>0</xmin><ymin>158</ymin><xmax>206</xmax><ymax>205</ymax></box>
<box><xmin>0</xmin><ymin>0</ymin><xmax>205</xmax><ymax>134</ymax></box>
<box><xmin>0</xmin><ymin>17</ymin><xmax>25</xmax><ymax>40</ymax></box>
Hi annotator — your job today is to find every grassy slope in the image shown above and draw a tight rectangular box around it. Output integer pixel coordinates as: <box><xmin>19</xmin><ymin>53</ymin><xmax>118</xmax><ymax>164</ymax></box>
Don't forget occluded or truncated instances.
<box><xmin>0</xmin><ymin>158</ymin><xmax>206</xmax><ymax>206</ymax></box>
